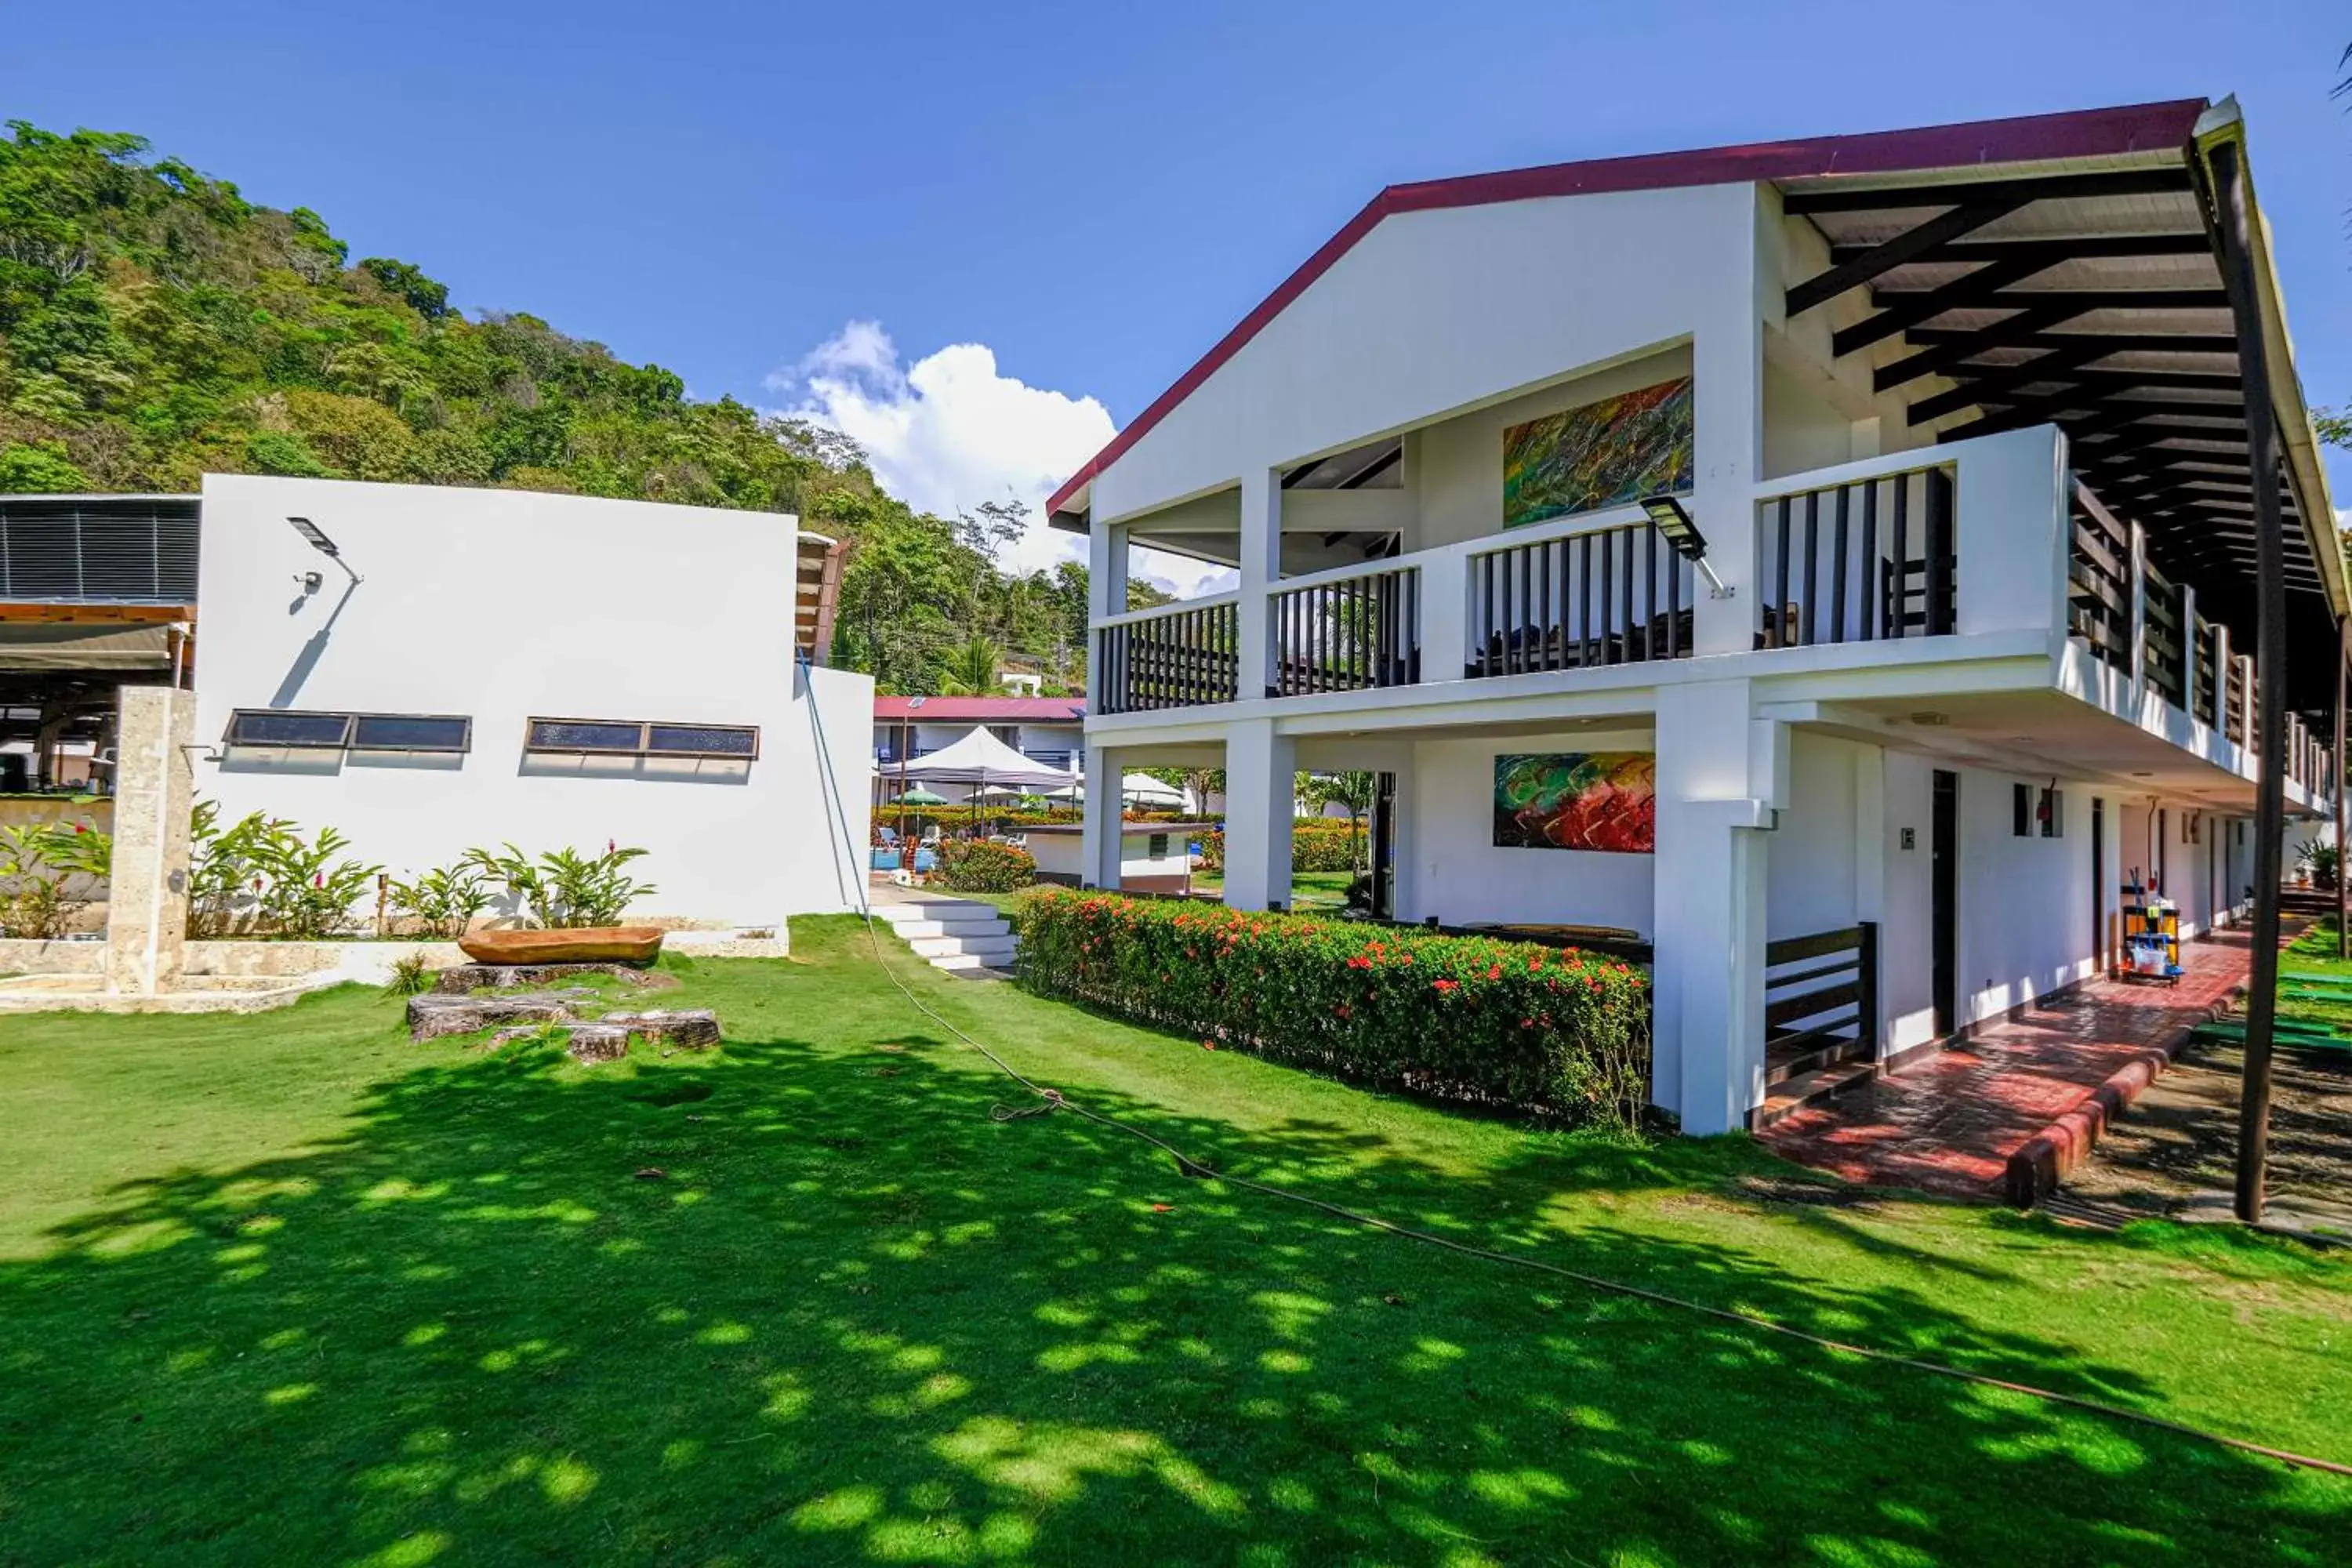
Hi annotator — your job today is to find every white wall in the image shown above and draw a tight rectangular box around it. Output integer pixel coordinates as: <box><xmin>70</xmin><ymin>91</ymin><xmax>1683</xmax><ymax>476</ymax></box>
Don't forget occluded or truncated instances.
<box><xmin>193</xmin><ymin>474</ymin><xmax>870</xmax><ymax>924</ymax></box>
<box><xmin>1876</xmin><ymin>755</ymin><xmax>2100</xmax><ymax>1054</ymax></box>
<box><xmin>1091</xmin><ymin>183</ymin><xmax>1762</xmax><ymax>525</ymax></box>
<box><xmin>1410</xmin><ymin>347</ymin><xmax>1692</xmax><ymax>550</ymax></box>
<box><xmin>1399</xmin><ymin>730</ymin><xmax>1655</xmax><ymax>933</ymax></box>
<box><xmin>1759</xmin><ymin>358</ymin><xmax>1855</xmax><ymax>480</ymax></box>
<box><xmin>1766</xmin><ymin>731</ymin><xmax>1864</xmax><ymax>940</ymax></box>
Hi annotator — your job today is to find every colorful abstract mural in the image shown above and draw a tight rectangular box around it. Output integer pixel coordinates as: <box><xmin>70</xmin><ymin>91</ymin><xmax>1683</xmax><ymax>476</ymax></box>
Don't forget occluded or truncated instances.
<box><xmin>1501</xmin><ymin>377</ymin><xmax>1694</xmax><ymax>529</ymax></box>
<box><xmin>1493</xmin><ymin>753</ymin><xmax>1656</xmax><ymax>854</ymax></box>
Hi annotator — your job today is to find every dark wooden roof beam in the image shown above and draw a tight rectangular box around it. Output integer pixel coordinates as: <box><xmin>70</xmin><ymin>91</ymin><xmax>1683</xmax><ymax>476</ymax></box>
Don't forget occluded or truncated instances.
<box><xmin>1782</xmin><ymin>165</ymin><xmax>2191</xmax><ymax>216</ymax></box>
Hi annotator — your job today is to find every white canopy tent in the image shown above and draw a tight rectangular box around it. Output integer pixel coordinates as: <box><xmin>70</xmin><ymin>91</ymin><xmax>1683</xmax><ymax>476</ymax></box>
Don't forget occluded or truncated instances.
<box><xmin>1120</xmin><ymin>771</ymin><xmax>1185</xmax><ymax>807</ymax></box>
<box><xmin>891</xmin><ymin>725</ymin><xmax>1074</xmax><ymax>791</ymax></box>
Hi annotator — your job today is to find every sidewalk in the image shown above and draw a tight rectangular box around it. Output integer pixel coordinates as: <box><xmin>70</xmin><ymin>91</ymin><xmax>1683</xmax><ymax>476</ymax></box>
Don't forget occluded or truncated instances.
<box><xmin>1759</xmin><ymin>931</ymin><xmax>2257</xmax><ymax>1200</ymax></box>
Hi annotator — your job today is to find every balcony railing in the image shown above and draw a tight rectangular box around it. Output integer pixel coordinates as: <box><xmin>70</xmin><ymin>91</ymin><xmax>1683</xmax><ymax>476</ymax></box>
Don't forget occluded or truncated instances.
<box><xmin>1272</xmin><ymin>561</ymin><xmax>1421</xmax><ymax>695</ymax></box>
<box><xmin>1754</xmin><ymin>462</ymin><xmax>1955</xmax><ymax>649</ymax></box>
<box><xmin>1094</xmin><ymin>596</ymin><xmax>1240</xmax><ymax>715</ymax></box>
<box><xmin>1465</xmin><ymin>518</ymin><xmax>1693</xmax><ymax>677</ymax></box>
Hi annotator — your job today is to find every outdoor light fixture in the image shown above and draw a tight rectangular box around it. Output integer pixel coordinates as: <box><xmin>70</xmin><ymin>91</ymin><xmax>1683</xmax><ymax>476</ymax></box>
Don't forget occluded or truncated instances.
<box><xmin>1639</xmin><ymin>495</ymin><xmax>1732</xmax><ymax>598</ymax></box>
<box><xmin>285</xmin><ymin>515</ymin><xmax>361</xmax><ymax>584</ymax></box>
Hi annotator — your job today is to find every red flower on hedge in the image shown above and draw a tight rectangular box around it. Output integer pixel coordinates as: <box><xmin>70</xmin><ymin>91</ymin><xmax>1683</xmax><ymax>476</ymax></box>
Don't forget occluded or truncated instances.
<box><xmin>1486</xmin><ymin>964</ymin><xmax>1502</xmax><ymax>981</ymax></box>
<box><xmin>1433</xmin><ymin>978</ymin><xmax>1459</xmax><ymax>994</ymax></box>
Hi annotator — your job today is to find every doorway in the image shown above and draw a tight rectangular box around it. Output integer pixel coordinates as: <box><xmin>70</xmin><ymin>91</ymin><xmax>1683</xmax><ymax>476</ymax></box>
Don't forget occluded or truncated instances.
<box><xmin>1932</xmin><ymin>769</ymin><xmax>1958</xmax><ymax>1039</ymax></box>
<box><xmin>2092</xmin><ymin>797</ymin><xmax>2105</xmax><ymax>971</ymax></box>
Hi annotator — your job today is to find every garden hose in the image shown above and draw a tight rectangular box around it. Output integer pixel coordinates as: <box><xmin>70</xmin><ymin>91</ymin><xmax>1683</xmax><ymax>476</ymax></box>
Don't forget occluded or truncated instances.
<box><xmin>793</xmin><ymin>651</ymin><xmax>2352</xmax><ymax>1482</ymax></box>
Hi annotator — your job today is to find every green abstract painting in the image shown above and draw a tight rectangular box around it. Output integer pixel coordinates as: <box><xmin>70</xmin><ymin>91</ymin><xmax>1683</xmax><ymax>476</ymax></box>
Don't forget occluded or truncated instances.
<box><xmin>1501</xmin><ymin>377</ymin><xmax>1694</xmax><ymax>529</ymax></box>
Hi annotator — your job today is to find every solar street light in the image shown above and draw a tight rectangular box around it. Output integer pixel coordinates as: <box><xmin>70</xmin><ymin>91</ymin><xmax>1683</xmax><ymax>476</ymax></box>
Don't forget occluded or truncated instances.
<box><xmin>1640</xmin><ymin>495</ymin><xmax>1732</xmax><ymax>598</ymax></box>
<box><xmin>286</xmin><ymin>515</ymin><xmax>361</xmax><ymax>584</ymax></box>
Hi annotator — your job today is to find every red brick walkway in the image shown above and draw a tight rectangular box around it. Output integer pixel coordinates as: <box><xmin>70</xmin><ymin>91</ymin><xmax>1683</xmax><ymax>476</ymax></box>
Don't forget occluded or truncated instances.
<box><xmin>1759</xmin><ymin>931</ymin><xmax>2257</xmax><ymax>1199</ymax></box>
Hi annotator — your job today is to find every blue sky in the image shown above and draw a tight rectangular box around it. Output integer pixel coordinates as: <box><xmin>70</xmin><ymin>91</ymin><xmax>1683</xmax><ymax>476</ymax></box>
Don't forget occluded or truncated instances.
<box><xmin>9</xmin><ymin>1</ymin><xmax>2352</xmax><ymax>580</ymax></box>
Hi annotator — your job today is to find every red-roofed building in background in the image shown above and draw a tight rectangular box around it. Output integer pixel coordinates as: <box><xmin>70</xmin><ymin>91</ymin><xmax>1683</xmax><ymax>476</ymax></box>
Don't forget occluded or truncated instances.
<box><xmin>873</xmin><ymin>695</ymin><xmax>1087</xmax><ymax>803</ymax></box>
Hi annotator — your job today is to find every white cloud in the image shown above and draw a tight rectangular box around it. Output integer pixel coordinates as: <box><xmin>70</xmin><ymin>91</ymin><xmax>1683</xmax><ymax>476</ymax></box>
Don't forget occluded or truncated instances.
<box><xmin>771</xmin><ymin>320</ymin><xmax>1232</xmax><ymax>597</ymax></box>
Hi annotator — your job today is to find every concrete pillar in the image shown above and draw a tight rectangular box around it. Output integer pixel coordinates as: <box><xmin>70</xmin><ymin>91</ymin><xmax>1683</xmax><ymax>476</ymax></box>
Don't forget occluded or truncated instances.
<box><xmin>103</xmin><ymin>685</ymin><xmax>194</xmax><ymax>996</ymax></box>
<box><xmin>1080</xmin><ymin>741</ymin><xmax>1122</xmax><ymax>887</ymax></box>
<box><xmin>1236</xmin><ymin>468</ymin><xmax>1282</xmax><ymax>701</ymax></box>
<box><xmin>1689</xmin><ymin>185</ymin><xmax>1766</xmax><ymax>657</ymax></box>
<box><xmin>1651</xmin><ymin>679</ymin><xmax>1777</xmax><ymax>1134</ymax></box>
<box><xmin>1220</xmin><ymin>718</ymin><xmax>1295</xmax><ymax>910</ymax></box>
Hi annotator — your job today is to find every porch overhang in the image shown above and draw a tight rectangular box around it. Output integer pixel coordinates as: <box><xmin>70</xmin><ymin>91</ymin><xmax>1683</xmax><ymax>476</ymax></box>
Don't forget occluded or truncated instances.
<box><xmin>1776</xmin><ymin>96</ymin><xmax>2342</xmax><ymax>716</ymax></box>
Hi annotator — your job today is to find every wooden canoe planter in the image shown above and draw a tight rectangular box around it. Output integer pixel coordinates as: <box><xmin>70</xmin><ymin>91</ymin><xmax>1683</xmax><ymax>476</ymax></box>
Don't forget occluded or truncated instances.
<box><xmin>458</xmin><ymin>926</ymin><xmax>666</xmax><ymax>965</ymax></box>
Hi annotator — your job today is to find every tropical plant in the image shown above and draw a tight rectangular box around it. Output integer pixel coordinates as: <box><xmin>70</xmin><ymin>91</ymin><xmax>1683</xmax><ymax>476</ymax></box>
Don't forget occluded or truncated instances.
<box><xmin>1298</xmin><ymin>771</ymin><xmax>1375</xmax><ymax>869</ymax></box>
<box><xmin>0</xmin><ymin>819</ymin><xmax>111</xmax><ymax>938</ymax></box>
<box><xmin>1014</xmin><ymin>891</ymin><xmax>1652</xmax><ymax>1131</ymax></box>
<box><xmin>463</xmin><ymin>844</ymin><xmax>656</xmax><ymax>928</ymax></box>
<box><xmin>935</xmin><ymin>840</ymin><xmax>1035</xmax><ymax>894</ymax></box>
<box><xmin>938</xmin><ymin>635</ymin><xmax>1008</xmax><ymax>696</ymax></box>
<box><xmin>187</xmin><ymin>800</ymin><xmax>274</xmax><ymax>938</ymax></box>
<box><xmin>184</xmin><ymin>804</ymin><xmax>379</xmax><ymax>938</ymax></box>
<box><xmin>2299</xmin><ymin>839</ymin><xmax>2341</xmax><ymax>892</ymax></box>
<box><xmin>250</xmin><ymin>823</ymin><xmax>381</xmax><ymax>940</ymax></box>
<box><xmin>388</xmin><ymin>859</ymin><xmax>493</xmax><ymax>939</ymax></box>
<box><xmin>382</xmin><ymin>952</ymin><xmax>434</xmax><ymax>997</ymax></box>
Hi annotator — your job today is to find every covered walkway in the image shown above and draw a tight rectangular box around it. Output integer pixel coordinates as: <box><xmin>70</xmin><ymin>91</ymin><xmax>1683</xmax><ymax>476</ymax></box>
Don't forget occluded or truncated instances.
<box><xmin>1760</xmin><ymin>931</ymin><xmax>2261</xmax><ymax>1201</ymax></box>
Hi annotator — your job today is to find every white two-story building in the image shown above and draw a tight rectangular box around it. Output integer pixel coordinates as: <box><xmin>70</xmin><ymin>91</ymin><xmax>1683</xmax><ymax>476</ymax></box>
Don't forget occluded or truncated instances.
<box><xmin>1051</xmin><ymin>98</ymin><xmax>2345</xmax><ymax>1134</ymax></box>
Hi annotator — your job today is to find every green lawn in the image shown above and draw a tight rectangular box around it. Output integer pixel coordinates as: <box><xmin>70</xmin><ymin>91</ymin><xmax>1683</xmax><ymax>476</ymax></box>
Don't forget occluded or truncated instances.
<box><xmin>2</xmin><ymin>920</ymin><xmax>2349</xmax><ymax>1564</ymax></box>
<box><xmin>1189</xmin><ymin>868</ymin><xmax>1357</xmax><ymax>910</ymax></box>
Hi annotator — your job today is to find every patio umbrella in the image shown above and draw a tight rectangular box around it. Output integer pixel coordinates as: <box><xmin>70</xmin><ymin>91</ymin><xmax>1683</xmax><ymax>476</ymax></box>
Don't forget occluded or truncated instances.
<box><xmin>1120</xmin><ymin>771</ymin><xmax>1185</xmax><ymax>808</ymax></box>
<box><xmin>891</xmin><ymin>786</ymin><xmax>949</xmax><ymax>806</ymax></box>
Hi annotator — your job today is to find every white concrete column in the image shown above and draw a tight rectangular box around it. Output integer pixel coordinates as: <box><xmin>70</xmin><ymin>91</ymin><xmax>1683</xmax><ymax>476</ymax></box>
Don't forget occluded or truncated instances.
<box><xmin>2180</xmin><ymin>583</ymin><xmax>2199</xmax><ymax>721</ymax></box>
<box><xmin>1087</xmin><ymin>522</ymin><xmax>1130</xmax><ymax>621</ymax></box>
<box><xmin>1236</xmin><ymin>468</ymin><xmax>1282</xmax><ymax>701</ymax></box>
<box><xmin>2126</xmin><ymin>519</ymin><xmax>2147</xmax><ymax>706</ymax></box>
<box><xmin>1652</xmin><ymin>679</ymin><xmax>1777</xmax><ymax>1133</ymax></box>
<box><xmin>1080</xmin><ymin>742</ymin><xmax>1122</xmax><ymax>887</ymax></box>
<box><xmin>104</xmin><ymin>685</ymin><xmax>195</xmax><ymax>996</ymax></box>
<box><xmin>1688</xmin><ymin>186</ymin><xmax>1767</xmax><ymax>657</ymax></box>
<box><xmin>1220</xmin><ymin>718</ymin><xmax>1294</xmax><ymax>910</ymax></box>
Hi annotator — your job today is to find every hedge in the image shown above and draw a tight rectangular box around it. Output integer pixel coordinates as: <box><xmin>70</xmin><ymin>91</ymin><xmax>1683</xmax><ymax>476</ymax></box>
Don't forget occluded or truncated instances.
<box><xmin>935</xmin><ymin>839</ymin><xmax>1036</xmax><ymax>892</ymax></box>
<box><xmin>1014</xmin><ymin>889</ymin><xmax>1649</xmax><ymax>1126</ymax></box>
<box><xmin>1197</xmin><ymin>819</ymin><xmax>1363</xmax><ymax>874</ymax></box>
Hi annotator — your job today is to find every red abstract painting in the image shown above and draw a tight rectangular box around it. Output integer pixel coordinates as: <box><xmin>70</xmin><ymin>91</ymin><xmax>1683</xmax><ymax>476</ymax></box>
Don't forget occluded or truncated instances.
<box><xmin>1493</xmin><ymin>753</ymin><xmax>1656</xmax><ymax>855</ymax></box>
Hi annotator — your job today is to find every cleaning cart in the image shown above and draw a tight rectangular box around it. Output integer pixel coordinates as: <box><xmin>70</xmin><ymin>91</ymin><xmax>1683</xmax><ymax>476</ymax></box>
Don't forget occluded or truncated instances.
<box><xmin>2120</xmin><ymin>884</ymin><xmax>2183</xmax><ymax>985</ymax></box>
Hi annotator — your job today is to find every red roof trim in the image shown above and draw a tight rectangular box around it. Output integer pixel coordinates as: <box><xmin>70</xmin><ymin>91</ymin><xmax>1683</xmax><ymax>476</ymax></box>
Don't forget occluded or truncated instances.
<box><xmin>1045</xmin><ymin>99</ymin><xmax>2208</xmax><ymax>517</ymax></box>
<box><xmin>873</xmin><ymin>695</ymin><xmax>1087</xmax><ymax>721</ymax></box>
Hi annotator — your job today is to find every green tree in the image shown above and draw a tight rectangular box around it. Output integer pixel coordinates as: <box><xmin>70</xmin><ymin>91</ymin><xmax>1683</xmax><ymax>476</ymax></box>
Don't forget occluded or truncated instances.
<box><xmin>0</xmin><ymin>440</ymin><xmax>89</xmax><ymax>491</ymax></box>
<box><xmin>938</xmin><ymin>636</ymin><xmax>1007</xmax><ymax>696</ymax></box>
<box><xmin>1298</xmin><ymin>771</ymin><xmax>1375</xmax><ymax>869</ymax></box>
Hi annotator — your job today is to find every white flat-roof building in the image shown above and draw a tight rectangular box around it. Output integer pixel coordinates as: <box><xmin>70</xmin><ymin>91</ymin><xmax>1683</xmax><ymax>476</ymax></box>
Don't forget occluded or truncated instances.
<box><xmin>178</xmin><ymin>474</ymin><xmax>869</xmax><ymax>925</ymax></box>
<box><xmin>1049</xmin><ymin>99</ymin><xmax>2346</xmax><ymax>1133</ymax></box>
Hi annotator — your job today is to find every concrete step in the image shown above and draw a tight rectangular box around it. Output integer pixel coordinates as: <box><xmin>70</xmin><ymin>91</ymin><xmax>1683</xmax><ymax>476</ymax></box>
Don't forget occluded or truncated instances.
<box><xmin>929</xmin><ymin>951</ymin><xmax>1008</xmax><ymax>972</ymax></box>
<box><xmin>874</xmin><ymin>898</ymin><xmax>996</xmax><ymax>923</ymax></box>
<box><xmin>884</xmin><ymin>916</ymin><xmax>1010</xmax><ymax>939</ymax></box>
<box><xmin>909</xmin><ymin>934</ymin><xmax>1017</xmax><ymax>962</ymax></box>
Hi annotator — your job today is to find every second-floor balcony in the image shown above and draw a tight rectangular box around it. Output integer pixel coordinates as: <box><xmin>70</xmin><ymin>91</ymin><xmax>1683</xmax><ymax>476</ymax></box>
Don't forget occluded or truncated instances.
<box><xmin>1087</xmin><ymin>423</ymin><xmax>2336</xmax><ymax>810</ymax></box>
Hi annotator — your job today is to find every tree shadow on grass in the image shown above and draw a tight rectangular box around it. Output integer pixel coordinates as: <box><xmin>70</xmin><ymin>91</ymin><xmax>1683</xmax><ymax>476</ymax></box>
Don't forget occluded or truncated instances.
<box><xmin>2</xmin><ymin>1008</ymin><xmax>2347</xmax><ymax>1566</ymax></box>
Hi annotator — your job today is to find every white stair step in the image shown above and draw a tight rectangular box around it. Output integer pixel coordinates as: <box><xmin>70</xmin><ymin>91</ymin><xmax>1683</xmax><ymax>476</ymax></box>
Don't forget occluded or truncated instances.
<box><xmin>885</xmin><ymin>916</ymin><xmax>1008</xmax><ymax>939</ymax></box>
<box><xmin>877</xmin><ymin>898</ymin><xmax>993</xmax><ymax>921</ymax></box>
<box><xmin>909</xmin><ymin>935</ymin><xmax>1016</xmax><ymax>960</ymax></box>
<box><xmin>929</xmin><ymin>952</ymin><xmax>996</xmax><ymax>971</ymax></box>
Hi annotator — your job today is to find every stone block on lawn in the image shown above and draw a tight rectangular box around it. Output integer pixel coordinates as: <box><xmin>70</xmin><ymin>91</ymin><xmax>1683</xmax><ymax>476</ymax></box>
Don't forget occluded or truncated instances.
<box><xmin>434</xmin><ymin>963</ymin><xmax>678</xmax><ymax>995</ymax></box>
<box><xmin>563</xmin><ymin>1024</ymin><xmax>633</xmax><ymax>1063</ymax></box>
<box><xmin>601</xmin><ymin>1010</ymin><xmax>721</xmax><ymax>1051</ymax></box>
<box><xmin>407</xmin><ymin>991</ymin><xmax>583</xmax><ymax>1042</ymax></box>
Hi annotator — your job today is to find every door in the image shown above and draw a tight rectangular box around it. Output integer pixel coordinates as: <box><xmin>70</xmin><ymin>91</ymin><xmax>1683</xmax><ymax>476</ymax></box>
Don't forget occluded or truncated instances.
<box><xmin>2092</xmin><ymin>797</ymin><xmax>2106</xmax><ymax>969</ymax></box>
<box><xmin>1932</xmin><ymin>769</ymin><xmax>1958</xmax><ymax>1040</ymax></box>
<box><xmin>1369</xmin><ymin>771</ymin><xmax>1398</xmax><ymax>920</ymax></box>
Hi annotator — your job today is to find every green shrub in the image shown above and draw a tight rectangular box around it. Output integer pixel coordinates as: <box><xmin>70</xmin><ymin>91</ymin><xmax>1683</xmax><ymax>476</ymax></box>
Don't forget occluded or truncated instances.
<box><xmin>389</xmin><ymin>859</ymin><xmax>492</xmax><ymax>938</ymax></box>
<box><xmin>183</xmin><ymin>804</ymin><xmax>379</xmax><ymax>938</ymax></box>
<box><xmin>936</xmin><ymin>840</ymin><xmax>1036</xmax><ymax>893</ymax></box>
<box><xmin>461</xmin><ymin>843</ymin><xmax>655</xmax><ymax>927</ymax></box>
<box><xmin>1014</xmin><ymin>890</ymin><xmax>1650</xmax><ymax>1127</ymax></box>
<box><xmin>1196</xmin><ymin>820</ymin><xmax>1361</xmax><ymax>875</ymax></box>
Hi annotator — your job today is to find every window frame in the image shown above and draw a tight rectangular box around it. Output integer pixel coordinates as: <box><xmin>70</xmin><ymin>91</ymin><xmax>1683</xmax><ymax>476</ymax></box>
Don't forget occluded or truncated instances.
<box><xmin>522</xmin><ymin>717</ymin><xmax>761</xmax><ymax>762</ymax></box>
<box><xmin>223</xmin><ymin>709</ymin><xmax>473</xmax><ymax>754</ymax></box>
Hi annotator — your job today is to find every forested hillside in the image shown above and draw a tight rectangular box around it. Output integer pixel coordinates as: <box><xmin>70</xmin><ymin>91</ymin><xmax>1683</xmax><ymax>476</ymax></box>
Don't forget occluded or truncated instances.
<box><xmin>0</xmin><ymin>122</ymin><xmax>1152</xmax><ymax>691</ymax></box>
